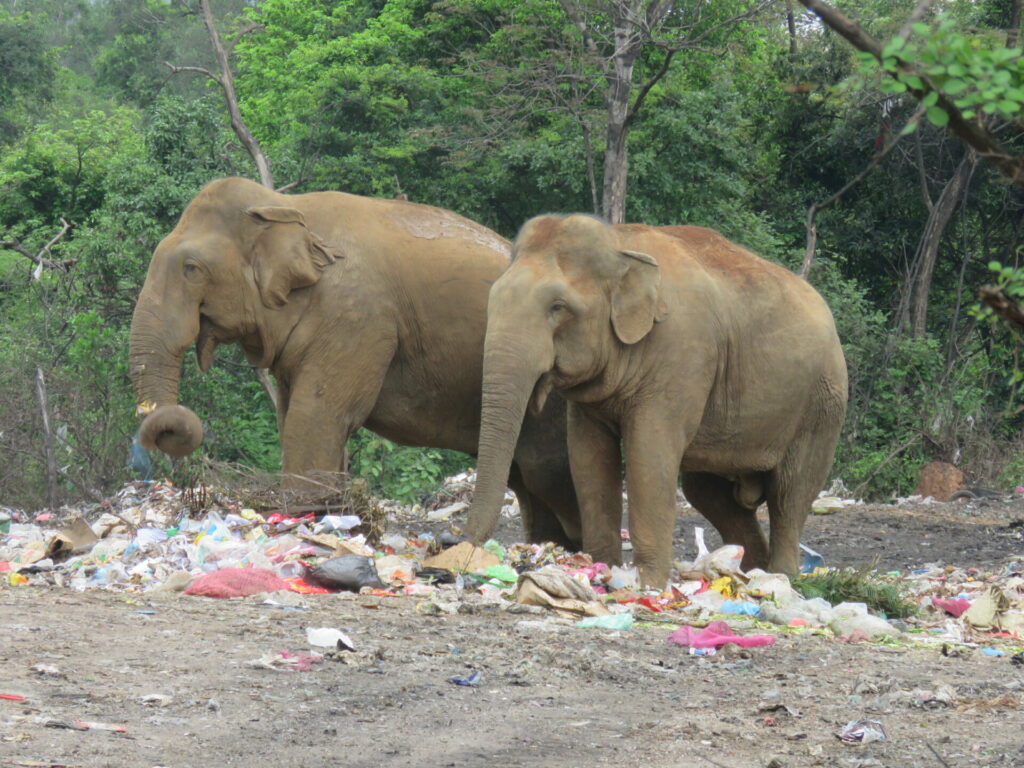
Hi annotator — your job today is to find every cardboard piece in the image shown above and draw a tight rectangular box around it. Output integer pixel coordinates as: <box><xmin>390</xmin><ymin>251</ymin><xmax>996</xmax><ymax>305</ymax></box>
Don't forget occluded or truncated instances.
<box><xmin>515</xmin><ymin>566</ymin><xmax>610</xmax><ymax>618</ymax></box>
<box><xmin>45</xmin><ymin>517</ymin><xmax>99</xmax><ymax>561</ymax></box>
<box><xmin>297</xmin><ymin>532</ymin><xmax>343</xmax><ymax>553</ymax></box>
<box><xmin>422</xmin><ymin>541</ymin><xmax>499</xmax><ymax>574</ymax></box>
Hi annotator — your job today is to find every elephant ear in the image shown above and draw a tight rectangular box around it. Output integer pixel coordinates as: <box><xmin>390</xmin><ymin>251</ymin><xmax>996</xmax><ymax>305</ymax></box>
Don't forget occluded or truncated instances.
<box><xmin>611</xmin><ymin>249</ymin><xmax>667</xmax><ymax>345</ymax></box>
<box><xmin>246</xmin><ymin>205</ymin><xmax>343</xmax><ymax>309</ymax></box>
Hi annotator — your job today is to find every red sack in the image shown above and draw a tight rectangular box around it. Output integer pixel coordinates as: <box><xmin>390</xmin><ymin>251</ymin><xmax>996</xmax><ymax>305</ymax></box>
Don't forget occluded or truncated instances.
<box><xmin>184</xmin><ymin>567</ymin><xmax>289</xmax><ymax>598</ymax></box>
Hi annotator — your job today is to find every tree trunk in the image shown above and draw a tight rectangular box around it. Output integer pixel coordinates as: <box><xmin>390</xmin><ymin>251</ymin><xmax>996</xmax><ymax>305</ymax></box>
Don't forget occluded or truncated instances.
<box><xmin>34</xmin><ymin>368</ymin><xmax>57</xmax><ymax>510</ymax></box>
<box><xmin>601</xmin><ymin>10</ymin><xmax>638</xmax><ymax>224</ymax></box>
<box><xmin>786</xmin><ymin>1</ymin><xmax>798</xmax><ymax>57</ymax></box>
<box><xmin>910</xmin><ymin>150</ymin><xmax>976</xmax><ymax>338</ymax></box>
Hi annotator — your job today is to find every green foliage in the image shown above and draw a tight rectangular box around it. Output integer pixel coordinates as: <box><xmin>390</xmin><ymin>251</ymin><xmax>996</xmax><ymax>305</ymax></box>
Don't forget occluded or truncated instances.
<box><xmin>870</xmin><ymin>14</ymin><xmax>1024</xmax><ymax>129</ymax></box>
<box><xmin>3</xmin><ymin>0</ymin><xmax>1024</xmax><ymax>511</ymax></box>
<box><xmin>347</xmin><ymin>429</ymin><xmax>473</xmax><ymax>503</ymax></box>
<box><xmin>793</xmin><ymin>567</ymin><xmax>918</xmax><ymax>619</ymax></box>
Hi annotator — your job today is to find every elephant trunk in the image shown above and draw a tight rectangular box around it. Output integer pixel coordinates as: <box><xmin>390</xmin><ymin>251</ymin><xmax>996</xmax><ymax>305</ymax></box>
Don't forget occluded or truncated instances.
<box><xmin>129</xmin><ymin>303</ymin><xmax>203</xmax><ymax>458</ymax></box>
<box><xmin>465</xmin><ymin>335</ymin><xmax>547</xmax><ymax>544</ymax></box>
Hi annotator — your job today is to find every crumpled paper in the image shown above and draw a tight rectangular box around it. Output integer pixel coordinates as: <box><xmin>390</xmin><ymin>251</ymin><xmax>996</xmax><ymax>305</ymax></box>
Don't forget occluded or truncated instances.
<box><xmin>515</xmin><ymin>566</ymin><xmax>610</xmax><ymax>617</ymax></box>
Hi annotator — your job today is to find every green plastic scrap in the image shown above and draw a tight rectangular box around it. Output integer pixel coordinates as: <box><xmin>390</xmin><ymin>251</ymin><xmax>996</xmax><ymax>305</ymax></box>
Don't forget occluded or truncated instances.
<box><xmin>483</xmin><ymin>539</ymin><xmax>506</xmax><ymax>559</ymax></box>
<box><xmin>483</xmin><ymin>564</ymin><xmax>518</xmax><ymax>583</ymax></box>
<box><xmin>577</xmin><ymin>614</ymin><xmax>634</xmax><ymax>630</ymax></box>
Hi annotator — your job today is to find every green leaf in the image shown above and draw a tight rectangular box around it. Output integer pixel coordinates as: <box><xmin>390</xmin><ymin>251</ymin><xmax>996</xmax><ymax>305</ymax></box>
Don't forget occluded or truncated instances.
<box><xmin>882</xmin><ymin>37</ymin><xmax>905</xmax><ymax>59</ymax></box>
<box><xmin>922</xmin><ymin>90</ymin><xmax>939</xmax><ymax>107</ymax></box>
<box><xmin>902</xmin><ymin>74</ymin><xmax>923</xmax><ymax>90</ymax></box>
<box><xmin>942</xmin><ymin>78</ymin><xmax>967</xmax><ymax>95</ymax></box>
<box><xmin>926</xmin><ymin>105</ymin><xmax>949</xmax><ymax>126</ymax></box>
<box><xmin>911</xmin><ymin>22</ymin><xmax>930</xmax><ymax>36</ymax></box>
<box><xmin>900</xmin><ymin>120</ymin><xmax>919</xmax><ymax>136</ymax></box>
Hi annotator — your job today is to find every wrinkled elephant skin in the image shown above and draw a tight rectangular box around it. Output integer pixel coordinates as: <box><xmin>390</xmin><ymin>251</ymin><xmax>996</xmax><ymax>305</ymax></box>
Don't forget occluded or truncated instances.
<box><xmin>466</xmin><ymin>215</ymin><xmax>847</xmax><ymax>588</ymax></box>
<box><xmin>129</xmin><ymin>177</ymin><xmax>580</xmax><ymax>547</ymax></box>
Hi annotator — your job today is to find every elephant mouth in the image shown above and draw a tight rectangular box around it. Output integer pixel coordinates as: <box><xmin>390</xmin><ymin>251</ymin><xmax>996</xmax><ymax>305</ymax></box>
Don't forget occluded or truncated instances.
<box><xmin>196</xmin><ymin>314</ymin><xmax>231</xmax><ymax>372</ymax></box>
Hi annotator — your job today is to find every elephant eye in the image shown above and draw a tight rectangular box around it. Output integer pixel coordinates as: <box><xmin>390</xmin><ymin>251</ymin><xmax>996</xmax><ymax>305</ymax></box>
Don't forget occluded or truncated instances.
<box><xmin>550</xmin><ymin>300</ymin><xmax>568</xmax><ymax>313</ymax></box>
<box><xmin>183</xmin><ymin>262</ymin><xmax>200</xmax><ymax>278</ymax></box>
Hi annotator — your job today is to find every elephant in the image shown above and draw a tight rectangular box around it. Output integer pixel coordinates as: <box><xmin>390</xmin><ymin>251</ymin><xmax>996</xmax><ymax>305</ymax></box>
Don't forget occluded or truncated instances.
<box><xmin>128</xmin><ymin>177</ymin><xmax>580</xmax><ymax>547</ymax></box>
<box><xmin>464</xmin><ymin>214</ymin><xmax>847</xmax><ymax>588</ymax></box>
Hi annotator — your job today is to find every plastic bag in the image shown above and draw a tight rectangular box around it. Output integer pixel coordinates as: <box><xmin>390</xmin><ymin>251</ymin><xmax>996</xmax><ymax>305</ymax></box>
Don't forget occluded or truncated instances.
<box><xmin>184</xmin><ymin>568</ymin><xmax>289</xmax><ymax>598</ymax></box>
<box><xmin>306</xmin><ymin>555</ymin><xmax>385</xmax><ymax>592</ymax></box>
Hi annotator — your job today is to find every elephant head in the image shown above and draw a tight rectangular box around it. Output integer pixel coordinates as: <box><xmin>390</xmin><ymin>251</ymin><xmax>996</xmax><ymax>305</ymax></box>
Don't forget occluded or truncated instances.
<box><xmin>465</xmin><ymin>214</ymin><xmax>666</xmax><ymax>542</ymax></box>
<box><xmin>129</xmin><ymin>177</ymin><xmax>341</xmax><ymax>457</ymax></box>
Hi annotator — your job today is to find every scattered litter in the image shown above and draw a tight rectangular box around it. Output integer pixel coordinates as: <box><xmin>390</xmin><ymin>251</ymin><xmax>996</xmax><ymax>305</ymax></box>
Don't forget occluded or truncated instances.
<box><xmin>448</xmin><ymin>670</ymin><xmax>480</xmax><ymax>686</ymax></box>
<box><xmin>184</xmin><ymin>568</ymin><xmax>289</xmax><ymax>598</ymax></box>
<box><xmin>576</xmin><ymin>614</ymin><xmax>634</xmax><ymax>630</ymax></box>
<box><xmin>516</xmin><ymin>567</ymin><xmax>610</xmax><ymax>618</ymax></box>
<box><xmin>667</xmin><ymin>620</ymin><xmax>777</xmax><ymax>650</ymax></box>
<box><xmin>422</xmin><ymin>541</ymin><xmax>499</xmax><ymax>573</ymax></box>
<box><xmin>307</xmin><ymin>555</ymin><xmax>385</xmax><ymax>592</ymax></box>
<box><xmin>45</xmin><ymin>720</ymin><xmax>127</xmax><ymax>733</ymax></box>
<box><xmin>305</xmin><ymin>626</ymin><xmax>356</xmax><ymax>651</ymax></box>
<box><xmin>838</xmin><ymin>718</ymin><xmax>887</xmax><ymax>744</ymax></box>
<box><xmin>1</xmin><ymin>477</ymin><xmax>1020</xmax><ymax>666</ymax></box>
<box><xmin>249</xmin><ymin>650</ymin><xmax>323</xmax><ymax>672</ymax></box>
<box><xmin>932</xmin><ymin>597</ymin><xmax>971</xmax><ymax>617</ymax></box>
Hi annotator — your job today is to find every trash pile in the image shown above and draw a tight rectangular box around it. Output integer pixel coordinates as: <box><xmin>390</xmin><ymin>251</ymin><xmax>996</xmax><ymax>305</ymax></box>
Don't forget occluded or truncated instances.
<box><xmin>1</xmin><ymin>479</ymin><xmax>1022</xmax><ymax>658</ymax></box>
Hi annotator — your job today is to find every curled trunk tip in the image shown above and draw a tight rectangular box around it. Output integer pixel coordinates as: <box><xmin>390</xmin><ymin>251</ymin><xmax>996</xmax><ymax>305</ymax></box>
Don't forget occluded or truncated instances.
<box><xmin>139</xmin><ymin>404</ymin><xmax>203</xmax><ymax>457</ymax></box>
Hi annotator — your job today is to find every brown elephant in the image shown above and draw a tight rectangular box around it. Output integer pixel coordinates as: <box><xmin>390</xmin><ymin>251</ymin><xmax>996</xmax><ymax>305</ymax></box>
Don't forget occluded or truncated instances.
<box><xmin>464</xmin><ymin>214</ymin><xmax>847</xmax><ymax>587</ymax></box>
<box><xmin>129</xmin><ymin>177</ymin><xmax>580</xmax><ymax>547</ymax></box>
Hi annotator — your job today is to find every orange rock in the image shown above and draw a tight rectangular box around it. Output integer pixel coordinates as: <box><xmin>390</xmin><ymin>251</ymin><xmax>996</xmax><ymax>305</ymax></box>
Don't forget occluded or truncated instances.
<box><xmin>913</xmin><ymin>461</ymin><xmax>964</xmax><ymax>501</ymax></box>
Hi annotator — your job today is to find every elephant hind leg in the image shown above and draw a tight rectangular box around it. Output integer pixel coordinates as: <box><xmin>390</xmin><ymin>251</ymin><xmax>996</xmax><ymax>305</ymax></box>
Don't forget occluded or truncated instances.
<box><xmin>680</xmin><ymin>471</ymin><xmax>769</xmax><ymax>571</ymax></box>
<box><xmin>508</xmin><ymin>464</ymin><xmax>579</xmax><ymax>549</ymax></box>
<box><xmin>764</xmin><ymin>417</ymin><xmax>843</xmax><ymax>575</ymax></box>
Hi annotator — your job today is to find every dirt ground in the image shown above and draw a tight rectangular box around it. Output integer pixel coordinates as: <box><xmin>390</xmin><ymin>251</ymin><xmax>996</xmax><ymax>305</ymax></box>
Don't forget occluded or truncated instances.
<box><xmin>2</xmin><ymin>497</ymin><xmax>1023</xmax><ymax>768</ymax></box>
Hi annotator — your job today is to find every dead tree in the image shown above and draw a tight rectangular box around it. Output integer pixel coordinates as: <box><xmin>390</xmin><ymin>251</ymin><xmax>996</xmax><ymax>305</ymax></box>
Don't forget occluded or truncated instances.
<box><xmin>166</xmin><ymin>0</ymin><xmax>278</xmax><ymax>408</ymax></box>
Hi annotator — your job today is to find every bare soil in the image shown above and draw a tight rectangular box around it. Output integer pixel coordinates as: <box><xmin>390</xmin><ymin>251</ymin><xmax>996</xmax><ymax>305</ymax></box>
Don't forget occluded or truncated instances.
<box><xmin>2</xmin><ymin>498</ymin><xmax>1023</xmax><ymax>768</ymax></box>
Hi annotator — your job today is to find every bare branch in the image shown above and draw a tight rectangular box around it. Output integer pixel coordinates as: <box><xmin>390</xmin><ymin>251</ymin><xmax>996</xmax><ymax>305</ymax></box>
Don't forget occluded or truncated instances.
<box><xmin>227</xmin><ymin>22</ymin><xmax>264</xmax><ymax>53</ymax></box>
<box><xmin>164</xmin><ymin>61</ymin><xmax>220</xmax><ymax>83</ymax></box>
<box><xmin>274</xmin><ymin>179</ymin><xmax>307</xmax><ymax>193</ymax></box>
<box><xmin>898</xmin><ymin>0</ymin><xmax>936</xmax><ymax>40</ymax></box>
<box><xmin>800</xmin><ymin>106</ymin><xmax>923</xmax><ymax>278</ymax></box>
<box><xmin>626</xmin><ymin>47</ymin><xmax>675</xmax><ymax>127</ymax></box>
<box><xmin>0</xmin><ymin>218</ymin><xmax>75</xmax><ymax>275</ymax></box>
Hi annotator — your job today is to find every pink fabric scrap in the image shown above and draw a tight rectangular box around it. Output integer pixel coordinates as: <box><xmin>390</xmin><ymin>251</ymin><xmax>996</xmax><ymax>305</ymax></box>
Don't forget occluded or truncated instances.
<box><xmin>932</xmin><ymin>597</ymin><xmax>971</xmax><ymax>618</ymax></box>
<box><xmin>667</xmin><ymin>620</ymin><xmax>777</xmax><ymax>649</ymax></box>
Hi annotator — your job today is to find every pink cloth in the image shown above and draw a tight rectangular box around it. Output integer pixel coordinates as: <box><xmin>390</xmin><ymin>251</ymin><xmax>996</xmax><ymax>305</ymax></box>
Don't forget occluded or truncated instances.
<box><xmin>668</xmin><ymin>620</ymin><xmax>777</xmax><ymax>649</ymax></box>
<box><xmin>185</xmin><ymin>567</ymin><xmax>289</xmax><ymax>598</ymax></box>
<box><xmin>932</xmin><ymin>597</ymin><xmax>971</xmax><ymax>618</ymax></box>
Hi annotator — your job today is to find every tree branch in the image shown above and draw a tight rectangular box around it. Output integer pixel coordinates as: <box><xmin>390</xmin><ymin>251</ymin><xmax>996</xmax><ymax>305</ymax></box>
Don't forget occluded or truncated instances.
<box><xmin>979</xmin><ymin>284</ymin><xmax>1024</xmax><ymax>333</ymax></box>
<box><xmin>800</xmin><ymin>107</ymin><xmax>921</xmax><ymax>278</ymax></box>
<box><xmin>798</xmin><ymin>0</ymin><xmax>1024</xmax><ymax>188</ymax></box>
<box><xmin>227</xmin><ymin>22</ymin><xmax>264</xmax><ymax>53</ymax></box>
<box><xmin>625</xmin><ymin>48</ymin><xmax>675</xmax><ymax>127</ymax></box>
<box><xmin>1</xmin><ymin>218</ymin><xmax>75</xmax><ymax>277</ymax></box>
<box><xmin>164</xmin><ymin>62</ymin><xmax>220</xmax><ymax>83</ymax></box>
<box><xmin>898</xmin><ymin>0</ymin><xmax>936</xmax><ymax>40</ymax></box>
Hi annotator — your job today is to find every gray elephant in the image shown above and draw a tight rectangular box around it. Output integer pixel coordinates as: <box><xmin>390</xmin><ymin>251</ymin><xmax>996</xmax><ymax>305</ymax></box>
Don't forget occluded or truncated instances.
<box><xmin>465</xmin><ymin>214</ymin><xmax>847</xmax><ymax>587</ymax></box>
<box><xmin>129</xmin><ymin>177</ymin><xmax>580</xmax><ymax>547</ymax></box>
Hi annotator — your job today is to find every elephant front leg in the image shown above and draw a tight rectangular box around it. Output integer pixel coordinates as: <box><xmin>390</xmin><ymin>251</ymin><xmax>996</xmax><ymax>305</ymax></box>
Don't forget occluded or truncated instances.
<box><xmin>567</xmin><ymin>403</ymin><xmax>624</xmax><ymax>566</ymax></box>
<box><xmin>623</xmin><ymin>410</ymin><xmax>688</xmax><ymax>590</ymax></box>
<box><xmin>279</xmin><ymin>376</ymin><xmax>379</xmax><ymax>488</ymax></box>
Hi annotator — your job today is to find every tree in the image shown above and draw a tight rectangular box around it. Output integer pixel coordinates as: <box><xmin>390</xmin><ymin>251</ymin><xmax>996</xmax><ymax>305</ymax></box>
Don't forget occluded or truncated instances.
<box><xmin>555</xmin><ymin>0</ymin><xmax>774</xmax><ymax>223</ymax></box>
